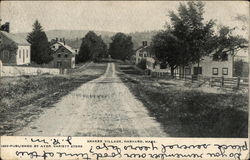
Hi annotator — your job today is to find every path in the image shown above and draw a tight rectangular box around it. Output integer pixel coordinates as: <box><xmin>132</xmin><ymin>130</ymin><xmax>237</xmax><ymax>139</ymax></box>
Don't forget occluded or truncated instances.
<box><xmin>15</xmin><ymin>63</ymin><xmax>167</xmax><ymax>137</ymax></box>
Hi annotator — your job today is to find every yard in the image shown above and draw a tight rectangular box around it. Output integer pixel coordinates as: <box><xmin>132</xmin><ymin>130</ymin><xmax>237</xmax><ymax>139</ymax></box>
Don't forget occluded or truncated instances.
<box><xmin>117</xmin><ymin>63</ymin><xmax>248</xmax><ymax>137</ymax></box>
<box><xmin>0</xmin><ymin>63</ymin><xmax>107</xmax><ymax>135</ymax></box>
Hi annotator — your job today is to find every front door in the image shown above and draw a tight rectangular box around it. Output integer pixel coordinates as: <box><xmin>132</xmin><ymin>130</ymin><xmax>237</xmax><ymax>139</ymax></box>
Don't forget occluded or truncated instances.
<box><xmin>57</xmin><ymin>61</ymin><xmax>62</xmax><ymax>68</ymax></box>
<box><xmin>193</xmin><ymin>67</ymin><xmax>202</xmax><ymax>75</ymax></box>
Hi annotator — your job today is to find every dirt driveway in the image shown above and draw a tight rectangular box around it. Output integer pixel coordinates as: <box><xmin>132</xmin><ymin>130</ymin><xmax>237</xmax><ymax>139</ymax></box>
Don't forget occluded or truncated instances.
<box><xmin>15</xmin><ymin>63</ymin><xmax>167</xmax><ymax>137</ymax></box>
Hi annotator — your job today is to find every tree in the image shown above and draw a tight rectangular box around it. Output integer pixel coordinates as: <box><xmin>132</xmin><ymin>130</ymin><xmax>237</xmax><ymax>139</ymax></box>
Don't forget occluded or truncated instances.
<box><xmin>151</xmin><ymin>31</ymin><xmax>183</xmax><ymax>76</ymax></box>
<box><xmin>169</xmin><ymin>1</ymin><xmax>215</xmax><ymax>77</ymax></box>
<box><xmin>27</xmin><ymin>20</ymin><xmax>52</xmax><ymax>64</ymax></box>
<box><xmin>212</xmin><ymin>26</ymin><xmax>248</xmax><ymax>61</ymax></box>
<box><xmin>234</xmin><ymin>59</ymin><xmax>244</xmax><ymax>77</ymax></box>
<box><xmin>76</xmin><ymin>31</ymin><xmax>107</xmax><ymax>63</ymax></box>
<box><xmin>154</xmin><ymin>1</ymin><xmax>248</xmax><ymax>78</ymax></box>
<box><xmin>109</xmin><ymin>33</ymin><xmax>134</xmax><ymax>61</ymax></box>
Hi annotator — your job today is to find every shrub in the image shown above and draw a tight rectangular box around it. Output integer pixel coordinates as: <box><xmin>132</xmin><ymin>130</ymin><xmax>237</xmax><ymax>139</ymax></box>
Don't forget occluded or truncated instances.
<box><xmin>137</xmin><ymin>59</ymin><xmax>147</xmax><ymax>70</ymax></box>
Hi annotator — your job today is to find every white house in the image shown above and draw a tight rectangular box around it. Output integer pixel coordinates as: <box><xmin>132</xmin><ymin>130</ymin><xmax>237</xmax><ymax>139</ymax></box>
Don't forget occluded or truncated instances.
<box><xmin>0</xmin><ymin>31</ymin><xmax>31</xmax><ymax>65</ymax></box>
<box><xmin>135</xmin><ymin>41</ymin><xmax>150</xmax><ymax>64</ymax></box>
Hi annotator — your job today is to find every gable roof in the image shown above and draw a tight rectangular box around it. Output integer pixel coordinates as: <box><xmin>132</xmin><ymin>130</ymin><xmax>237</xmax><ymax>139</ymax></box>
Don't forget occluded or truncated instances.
<box><xmin>0</xmin><ymin>31</ymin><xmax>30</xmax><ymax>45</ymax></box>
<box><xmin>57</xmin><ymin>42</ymin><xmax>76</xmax><ymax>53</ymax></box>
<box><xmin>53</xmin><ymin>42</ymin><xmax>77</xmax><ymax>55</ymax></box>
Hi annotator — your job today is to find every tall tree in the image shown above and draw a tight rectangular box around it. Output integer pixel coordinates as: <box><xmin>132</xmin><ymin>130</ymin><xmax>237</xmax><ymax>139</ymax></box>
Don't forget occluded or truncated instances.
<box><xmin>109</xmin><ymin>33</ymin><xmax>134</xmax><ymax>61</ymax></box>
<box><xmin>151</xmin><ymin>31</ymin><xmax>184</xmax><ymax>76</ymax></box>
<box><xmin>27</xmin><ymin>20</ymin><xmax>52</xmax><ymax>64</ymax></box>
<box><xmin>76</xmin><ymin>31</ymin><xmax>107</xmax><ymax>63</ymax></box>
<box><xmin>169</xmin><ymin>1</ymin><xmax>215</xmax><ymax>76</ymax></box>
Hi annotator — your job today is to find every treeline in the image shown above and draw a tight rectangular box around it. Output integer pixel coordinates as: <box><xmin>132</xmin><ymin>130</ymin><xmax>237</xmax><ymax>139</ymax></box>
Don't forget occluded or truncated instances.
<box><xmin>151</xmin><ymin>1</ymin><xmax>248</xmax><ymax>76</ymax></box>
<box><xmin>76</xmin><ymin>32</ymin><xmax>134</xmax><ymax>63</ymax></box>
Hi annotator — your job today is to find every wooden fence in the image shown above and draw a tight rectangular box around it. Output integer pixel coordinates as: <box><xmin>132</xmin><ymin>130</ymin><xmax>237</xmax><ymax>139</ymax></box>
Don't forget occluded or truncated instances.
<box><xmin>149</xmin><ymin>70</ymin><xmax>248</xmax><ymax>90</ymax></box>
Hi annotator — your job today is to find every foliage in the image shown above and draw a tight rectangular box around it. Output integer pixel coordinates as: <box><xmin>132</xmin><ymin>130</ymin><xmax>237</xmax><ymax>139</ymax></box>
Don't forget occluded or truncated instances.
<box><xmin>151</xmin><ymin>31</ymin><xmax>183</xmax><ymax>75</ymax></box>
<box><xmin>152</xmin><ymin>1</ymin><xmax>248</xmax><ymax>76</ymax></box>
<box><xmin>0</xmin><ymin>43</ymin><xmax>17</xmax><ymax>52</ymax></box>
<box><xmin>76</xmin><ymin>31</ymin><xmax>107</xmax><ymax>63</ymax></box>
<box><xmin>169</xmin><ymin>1</ymin><xmax>215</xmax><ymax>65</ymax></box>
<box><xmin>212</xmin><ymin>26</ymin><xmax>248</xmax><ymax>61</ymax></box>
<box><xmin>109</xmin><ymin>32</ymin><xmax>134</xmax><ymax>61</ymax></box>
<box><xmin>233</xmin><ymin>59</ymin><xmax>249</xmax><ymax>77</ymax></box>
<box><xmin>27</xmin><ymin>20</ymin><xmax>53</xmax><ymax>64</ymax></box>
<box><xmin>137</xmin><ymin>59</ymin><xmax>147</xmax><ymax>70</ymax></box>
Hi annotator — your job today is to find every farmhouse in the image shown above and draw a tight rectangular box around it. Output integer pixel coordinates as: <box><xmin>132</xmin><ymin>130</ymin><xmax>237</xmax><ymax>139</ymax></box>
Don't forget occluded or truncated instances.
<box><xmin>143</xmin><ymin>43</ymin><xmax>238</xmax><ymax>78</ymax></box>
<box><xmin>179</xmin><ymin>52</ymin><xmax>234</xmax><ymax>78</ymax></box>
<box><xmin>134</xmin><ymin>41</ymin><xmax>151</xmax><ymax>65</ymax></box>
<box><xmin>0</xmin><ymin>31</ymin><xmax>31</xmax><ymax>65</ymax></box>
<box><xmin>50</xmin><ymin>38</ymin><xmax>77</xmax><ymax>68</ymax></box>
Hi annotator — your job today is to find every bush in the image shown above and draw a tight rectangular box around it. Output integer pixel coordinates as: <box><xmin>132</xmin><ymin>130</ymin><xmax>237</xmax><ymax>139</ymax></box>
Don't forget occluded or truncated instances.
<box><xmin>137</xmin><ymin>59</ymin><xmax>147</xmax><ymax>70</ymax></box>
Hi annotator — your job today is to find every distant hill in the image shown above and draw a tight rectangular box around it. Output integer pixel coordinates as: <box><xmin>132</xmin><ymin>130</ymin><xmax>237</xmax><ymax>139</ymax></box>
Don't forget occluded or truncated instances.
<box><xmin>15</xmin><ymin>29</ymin><xmax>159</xmax><ymax>49</ymax></box>
<box><xmin>15</xmin><ymin>29</ymin><xmax>115</xmax><ymax>41</ymax></box>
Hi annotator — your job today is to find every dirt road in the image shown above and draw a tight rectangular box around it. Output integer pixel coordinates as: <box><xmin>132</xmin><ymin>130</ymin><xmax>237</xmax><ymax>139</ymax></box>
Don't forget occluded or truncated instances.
<box><xmin>15</xmin><ymin>63</ymin><xmax>167</xmax><ymax>137</ymax></box>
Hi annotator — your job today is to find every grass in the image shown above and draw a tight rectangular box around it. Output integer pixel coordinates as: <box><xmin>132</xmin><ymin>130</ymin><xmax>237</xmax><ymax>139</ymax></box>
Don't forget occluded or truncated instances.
<box><xmin>0</xmin><ymin>63</ymin><xmax>107</xmax><ymax>135</ymax></box>
<box><xmin>117</xmin><ymin>63</ymin><xmax>248</xmax><ymax>137</ymax></box>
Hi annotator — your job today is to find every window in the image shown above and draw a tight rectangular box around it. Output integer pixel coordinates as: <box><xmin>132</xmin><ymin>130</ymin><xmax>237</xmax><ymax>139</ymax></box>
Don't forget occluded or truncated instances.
<box><xmin>26</xmin><ymin>50</ymin><xmax>28</xmax><ymax>58</ymax></box>
<box><xmin>222</xmin><ymin>68</ymin><xmax>228</xmax><ymax>75</ymax></box>
<box><xmin>185</xmin><ymin>68</ymin><xmax>191</xmax><ymax>75</ymax></box>
<box><xmin>212</xmin><ymin>68</ymin><xmax>218</xmax><ymax>75</ymax></box>
<box><xmin>193</xmin><ymin>67</ymin><xmax>202</xmax><ymax>75</ymax></box>
<box><xmin>64</xmin><ymin>54</ymin><xmax>68</xmax><ymax>58</ymax></box>
<box><xmin>58</xmin><ymin>54</ymin><xmax>61</xmax><ymax>58</ymax></box>
<box><xmin>19</xmin><ymin>50</ymin><xmax>21</xmax><ymax>58</ymax></box>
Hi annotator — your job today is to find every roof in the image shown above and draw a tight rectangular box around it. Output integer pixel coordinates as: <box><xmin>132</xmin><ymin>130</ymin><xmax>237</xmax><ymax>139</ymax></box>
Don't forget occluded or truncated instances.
<box><xmin>0</xmin><ymin>31</ymin><xmax>30</xmax><ymax>45</ymax></box>
<box><xmin>135</xmin><ymin>45</ymin><xmax>151</xmax><ymax>52</ymax></box>
<box><xmin>53</xmin><ymin>41</ymin><xmax>77</xmax><ymax>54</ymax></box>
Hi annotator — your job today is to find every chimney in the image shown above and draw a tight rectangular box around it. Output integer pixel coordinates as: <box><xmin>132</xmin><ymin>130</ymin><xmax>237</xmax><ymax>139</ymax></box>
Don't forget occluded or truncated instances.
<box><xmin>5</xmin><ymin>22</ymin><xmax>9</xmax><ymax>33</ymax></box>
<box><xmin>142</xmin><ymin>41</ymin><xmax>147</xmax><ymax>46</ymax></box>
<box><xmin>63</xmin><ymin>37</ymin><xmax>65</xmax><ymax>45</ymax></box>
<box><xmin>59</xmin><ymin>38</ymin><xmax>62</xmax><ymax>42</ymax></box>
<box><xmin>0</xmin><ymin>21</ymin><xmax>10</xmax><ymax>33</ymax></box>
<box><xmin>56</xmin><ymin>37</ymin><xmax>58</xmax><ymax>42</ymax></box>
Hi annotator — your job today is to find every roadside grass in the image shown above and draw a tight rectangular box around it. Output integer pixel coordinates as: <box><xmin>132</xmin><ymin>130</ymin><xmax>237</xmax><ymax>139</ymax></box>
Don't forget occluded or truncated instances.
<box><xmin>0</xmin><ymin>63</ymin><xmax>107</xmax><ymax>135</ymax></box>
<box><xmin>117</xmin><ymin>63</ymin><xmax>248</xmax><ymax>137</ymax></box>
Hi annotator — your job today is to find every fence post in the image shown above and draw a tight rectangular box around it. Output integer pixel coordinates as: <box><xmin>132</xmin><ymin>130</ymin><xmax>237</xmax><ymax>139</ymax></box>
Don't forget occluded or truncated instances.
<box><xmin>221</xmin><ymin>76</ymin><xmax>224</xmax><ymax>87</ymax></box>
<box><xmin>237</xmin><ymin>76</ymin><xmax>240</xmax><ymax>89</ymax></box>
<box><xmin>209</xmin><ymin>77</ymin><xmax>212</xmax><ymax>87</ymax></box>
<box><xmin>0</xmin><ymin>60</ymin><xmax>2</xmax><ymax>77</ymax></box>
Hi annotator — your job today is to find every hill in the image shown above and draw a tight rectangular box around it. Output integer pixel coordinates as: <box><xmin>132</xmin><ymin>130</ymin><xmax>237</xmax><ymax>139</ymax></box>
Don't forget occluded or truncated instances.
<box><xmin>15</xmin><ymin>30</ymin><xmax>159</xmax><ymax>49</ymax></box>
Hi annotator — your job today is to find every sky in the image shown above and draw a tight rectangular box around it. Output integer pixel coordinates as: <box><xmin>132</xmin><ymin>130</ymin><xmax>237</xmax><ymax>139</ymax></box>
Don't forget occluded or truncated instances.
<box><xmin>0</xmin><ymin>1</ymin><xmax>249</xmax><ymax>34</ymax></box>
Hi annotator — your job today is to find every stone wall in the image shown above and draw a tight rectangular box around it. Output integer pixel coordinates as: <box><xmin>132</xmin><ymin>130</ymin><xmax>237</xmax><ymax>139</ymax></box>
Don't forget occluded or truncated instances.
<box><xmin>0</xmin><ymin>65</ymin><xmax>61</xmax><ymax>77</ymax></box>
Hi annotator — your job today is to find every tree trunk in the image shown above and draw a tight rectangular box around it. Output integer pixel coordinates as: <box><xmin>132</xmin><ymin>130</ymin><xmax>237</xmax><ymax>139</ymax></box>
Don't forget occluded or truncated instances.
<box><xmin>182</xmin><ymin>64</ymin><xmax>185</xmax><ymax>79</ymax></box>
<box><xmin>171</xmin><ymin>67</ymin><xmax>175</xmax><ymax>77</ymax></box>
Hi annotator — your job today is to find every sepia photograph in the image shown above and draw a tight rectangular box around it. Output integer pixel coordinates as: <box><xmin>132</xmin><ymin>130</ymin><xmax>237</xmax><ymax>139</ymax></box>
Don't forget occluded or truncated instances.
<box><xmin>0</xmin><ymin>1</ymin><xmax>249</xmax><ymax>138</ymax></box>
